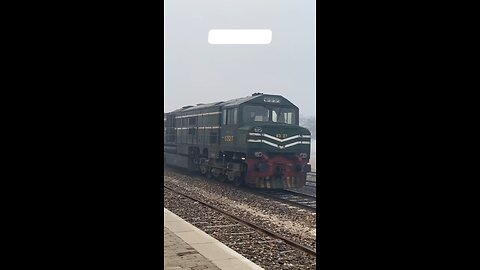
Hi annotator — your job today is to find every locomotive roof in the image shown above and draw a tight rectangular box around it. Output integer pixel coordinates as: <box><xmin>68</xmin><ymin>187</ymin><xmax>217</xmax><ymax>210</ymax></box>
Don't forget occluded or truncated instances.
<box><xmin>167</xmin><ymin>93</ymin><xmax>296</xmax><ymax>114</ymax></box>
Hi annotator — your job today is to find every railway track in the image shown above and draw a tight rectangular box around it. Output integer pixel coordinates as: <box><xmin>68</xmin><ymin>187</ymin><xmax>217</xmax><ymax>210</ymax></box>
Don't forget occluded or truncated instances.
<box><xmin>305</xmin><ymin>180</ymin><xmax>316</xmax><ymax>187</ymax></box>
<box><xmin>164</xmin><ymin>185</ymin><xmax>317</xmax><ymax>258</ymax></box>
<box><xmin>256</xmin><ymin>189</ymin><xmax>316</xmax><ymax>211</ymax></box>
<box><xmin>305</xmin><ymin>171</ymin><xmax>316</xmax><ymax>187</ymax></box>
<box><xmin>165</xmin><ymin>166</ymin><xmax>317</xmax><ymax>209</ymax></box>
<box><xmin>166</xmin><ymin>165</ymin><xmax>317</xmax><ymax>187</ymax></box>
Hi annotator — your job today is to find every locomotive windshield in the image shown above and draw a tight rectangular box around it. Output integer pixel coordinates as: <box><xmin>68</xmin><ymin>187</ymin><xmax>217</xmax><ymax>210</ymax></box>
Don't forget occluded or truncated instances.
<box><xmin>243</xmin><ymin>105</ymin><xmax>296</xmax><ymax>124</ymax></box>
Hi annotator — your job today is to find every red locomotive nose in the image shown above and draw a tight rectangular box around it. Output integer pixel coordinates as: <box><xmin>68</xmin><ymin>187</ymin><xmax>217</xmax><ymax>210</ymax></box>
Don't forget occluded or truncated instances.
<box><xmin>245</xmin><ymin>154</ymin><xmax>307</xmax><ymax>189</ymax></box>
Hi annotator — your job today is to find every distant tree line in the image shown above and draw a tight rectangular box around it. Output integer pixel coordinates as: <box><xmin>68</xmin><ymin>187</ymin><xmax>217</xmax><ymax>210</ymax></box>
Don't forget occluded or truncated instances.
<box><xmin>299</xmin><ymin>115</ymin><xmax>316</xmax><ymax>139</ymax></box>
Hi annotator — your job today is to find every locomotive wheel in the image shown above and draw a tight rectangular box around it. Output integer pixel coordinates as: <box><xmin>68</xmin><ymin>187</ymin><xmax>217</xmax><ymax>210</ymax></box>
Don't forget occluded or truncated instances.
<box><xmin>217</xmin><ymin>175</ymin><xmax>227</xmax><ymax>182</ymax></box>
<box><xmin>233</xmin><ymin>176</ymin><xmax>243</xmax><ymax>187</ymax></box>
<box><xmin>206</xmin><ymin>172</ymin><xmax>213</xmax><ymax>179</ymax></box>
<box><xmin>227</xmin><ymin>172</ymin><xmax>236</xmax><ymax>182</ymax></box>
<box><xmin>212</xmin><ymin>169</ymin><xmax>220</xmax><ymax>178</ymax></box>
<box><xmin>200</xmin><ymin>166</ymin><xmax>208</xmax><ymax>175</ymax></box>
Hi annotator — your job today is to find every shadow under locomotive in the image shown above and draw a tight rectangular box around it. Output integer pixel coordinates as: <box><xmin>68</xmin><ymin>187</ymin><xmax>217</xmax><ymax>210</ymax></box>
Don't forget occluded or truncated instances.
<box><xmin>164</xmin><ymin>93</ymin><xmax>312</xmax><ymax>189</ymax></box>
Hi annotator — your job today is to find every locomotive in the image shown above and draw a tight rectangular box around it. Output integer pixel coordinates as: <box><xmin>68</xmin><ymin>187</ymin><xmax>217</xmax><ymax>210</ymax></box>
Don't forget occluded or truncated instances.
<box><xmin>164</xmin><ymin>93</ymin><xmax>311</xmax><ymax>189</ymax></box>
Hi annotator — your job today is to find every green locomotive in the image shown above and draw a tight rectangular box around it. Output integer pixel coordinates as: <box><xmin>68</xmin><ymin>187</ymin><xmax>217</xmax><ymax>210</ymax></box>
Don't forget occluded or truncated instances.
<box><xmin>164</xmin><ymin>93</ymin><xmax>312</xmax><ymax>189</ymax></box>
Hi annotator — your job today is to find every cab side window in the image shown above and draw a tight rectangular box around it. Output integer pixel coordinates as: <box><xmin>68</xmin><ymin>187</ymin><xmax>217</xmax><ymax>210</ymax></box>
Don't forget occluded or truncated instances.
<box><xmin>223</xmin><ymin>108</ymin><xmax>238</xmax><ymax>125</ymax></box>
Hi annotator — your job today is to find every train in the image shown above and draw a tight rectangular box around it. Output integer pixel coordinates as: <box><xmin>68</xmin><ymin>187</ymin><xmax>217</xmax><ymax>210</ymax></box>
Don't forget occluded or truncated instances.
<box><xmin>164</xmin><ymin>93</ymin><xmax>312</xmax><ymax>189</ymax></box>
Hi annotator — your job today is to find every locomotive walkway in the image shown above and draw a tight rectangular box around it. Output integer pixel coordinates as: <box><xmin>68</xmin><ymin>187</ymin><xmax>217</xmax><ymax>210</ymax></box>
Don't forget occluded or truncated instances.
<box><xmin>164</xmin><ymin>208</ymin><xmax>263</xmax><ymax>270</ymax></box>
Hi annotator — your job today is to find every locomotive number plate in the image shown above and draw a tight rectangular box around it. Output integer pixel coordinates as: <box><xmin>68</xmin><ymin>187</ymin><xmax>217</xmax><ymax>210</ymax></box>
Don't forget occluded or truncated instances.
<box><xmin>276</xmin><ymin>134</ymin><xmax>288</xmax><ymax>139</ymax></box>
<box><xmin>224</xmin><ymin>135</ymin><xmax>234</xmax><ymax>142</ymax></box>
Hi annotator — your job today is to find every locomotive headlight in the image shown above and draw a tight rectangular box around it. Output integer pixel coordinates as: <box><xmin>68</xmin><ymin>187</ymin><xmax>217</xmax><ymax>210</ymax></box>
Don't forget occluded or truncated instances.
<box><xmin>299</xmin><ymin>153</ymin><xmax>308</xmax><ymax>159</ymax></box>
<box><xmin>254</xmin><ymin>152</ymin><xmax>263</xmax><ymax>157</ymax></box>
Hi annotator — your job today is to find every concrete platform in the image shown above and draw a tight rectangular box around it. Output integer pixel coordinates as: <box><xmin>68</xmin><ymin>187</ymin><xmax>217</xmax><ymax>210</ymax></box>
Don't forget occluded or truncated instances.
<box><xmin>164</xmin><ymin>208</ymin><xmax>263</xmax><ymax>270</ymax></box>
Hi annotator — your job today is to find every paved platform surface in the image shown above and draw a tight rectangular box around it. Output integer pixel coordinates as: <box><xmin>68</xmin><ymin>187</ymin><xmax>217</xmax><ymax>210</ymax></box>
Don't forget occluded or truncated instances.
<box><xmin>164</xmin><ymin>208</ymin><xmax>263</xmax><ymax>270</ymax></box>
<box><xmin>164</xmin><ymin>227</ymin><xmax>220</xmax><ymax>270</ymax></box>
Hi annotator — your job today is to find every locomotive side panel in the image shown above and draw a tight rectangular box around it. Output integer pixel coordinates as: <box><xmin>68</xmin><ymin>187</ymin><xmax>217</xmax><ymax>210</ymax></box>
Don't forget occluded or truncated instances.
<box><xmin>165</xmin><ymin>152</ymin><xmax>191</xmax><ymax>169</ymax></box>
<box><xmin>164</xmin><ymin>104</ymin><xmax>223</xmax><ymax>171</ymax></box>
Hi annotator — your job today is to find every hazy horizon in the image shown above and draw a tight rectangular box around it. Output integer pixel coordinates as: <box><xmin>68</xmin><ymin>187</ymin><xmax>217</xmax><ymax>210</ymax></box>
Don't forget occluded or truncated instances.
<box><xmin>164</xmin><ymin>0</ymin><xmax>316</xmax><ymax>116</ymax></box>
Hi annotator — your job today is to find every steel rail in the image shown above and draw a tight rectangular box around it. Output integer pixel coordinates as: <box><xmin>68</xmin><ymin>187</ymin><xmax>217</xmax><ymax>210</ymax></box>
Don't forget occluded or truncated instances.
<box><xmin>164</xmin><ymin>184</ymin><xmax>316</xmax><ymax>257</ymax></box>
<box><xmin>282</xmin><ymin>189</ymin><xmax>317</xmax><ymax>199</ymax></box>
<box><xmin>256</xmin><ymin>190</ymin><xmax>316</xmax><ymax>211</ymax></box>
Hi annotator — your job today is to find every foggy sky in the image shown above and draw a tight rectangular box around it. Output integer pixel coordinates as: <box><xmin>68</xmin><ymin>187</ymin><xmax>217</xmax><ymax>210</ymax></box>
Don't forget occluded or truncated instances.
<box><xmin>164</xmin><ymin>0</ymin><xmax>316</xmax><ymax>116</ymax></box>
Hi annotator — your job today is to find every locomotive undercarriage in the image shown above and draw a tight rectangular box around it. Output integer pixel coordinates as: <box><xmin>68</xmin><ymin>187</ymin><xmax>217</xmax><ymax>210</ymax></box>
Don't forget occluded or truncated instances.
<box><xmin>186</xmin><ymin>147</ymin><xmax>309</xmax><ymax>189</ymax></box>
<box><xmin>193</xmin><ymin>149</ymin><xmax>246</xmax><ymax>187</ymax></box>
